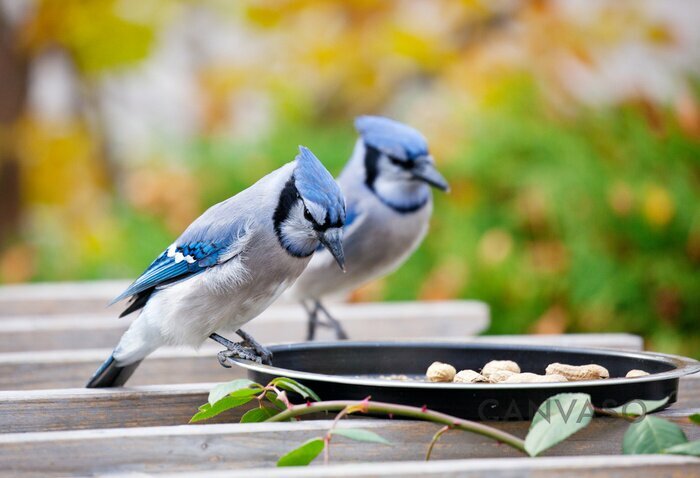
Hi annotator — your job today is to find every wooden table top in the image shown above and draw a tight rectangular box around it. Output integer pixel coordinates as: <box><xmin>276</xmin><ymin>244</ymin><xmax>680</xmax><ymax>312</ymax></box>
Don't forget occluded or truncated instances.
<box><xmin>0</xmin><ymin>285</ymin><xmax>697</xmax><ymax>477</ymax></box>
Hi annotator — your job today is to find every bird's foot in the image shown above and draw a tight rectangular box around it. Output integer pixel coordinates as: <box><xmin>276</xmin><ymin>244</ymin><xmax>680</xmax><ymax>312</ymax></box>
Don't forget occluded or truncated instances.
<box><xmin>217</xmin><ymin>345</ymin><xmax>263</xmax><ymax>367</ymax></box>
<box><xmin>235</xmin><ymin>328</ymin><xmax>273</xmax><ymax>365</ymax></box>
<box><xmin>209</xmin><ymin>331</ymin><xmax>273</xmax><ymax>367</ymax></box>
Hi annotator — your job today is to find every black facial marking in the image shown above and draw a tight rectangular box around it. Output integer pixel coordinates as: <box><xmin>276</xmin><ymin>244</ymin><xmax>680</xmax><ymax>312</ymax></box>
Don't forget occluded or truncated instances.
<box><xmin>387</xmin><ymin>155</ymin><xmax>413</xmax><ymax>170</ymax></box>
<box><xmin>303</xmin><ymin>207</ymin><xmax>313</xmax><ymax>222</ymax></box>
<box><xmin>273</xmin><ymin>177</ymin><xmax>302</xmax><ymax>252</ymax></box>
<box><xmin>363</xmin><ymin>145</ymin><xmax>381</xmax><ymax>191</ymax></box>
<box><xmin>313</xmin><ymin>211</ymin><xmax>343</xmax><ymax>232</ymax></box>
<box><xmin>363</xmin><ymin>144</ymin><xmax>428</xmax><ymax>215</ymax></box>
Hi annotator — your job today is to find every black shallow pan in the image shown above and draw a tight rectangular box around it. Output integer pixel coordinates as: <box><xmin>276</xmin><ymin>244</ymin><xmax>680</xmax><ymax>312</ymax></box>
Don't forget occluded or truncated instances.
<box><xmin>230</xmin><ymin>341</ymin><xmax>700</xmax><ymax>420</ymax></box>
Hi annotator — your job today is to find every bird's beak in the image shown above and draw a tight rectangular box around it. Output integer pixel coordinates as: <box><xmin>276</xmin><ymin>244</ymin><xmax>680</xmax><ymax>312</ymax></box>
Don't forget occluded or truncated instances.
<box><xmin>318</xmin><ymin>228</ymin><xmax>346</xmax><ymax>272</ymax></box>
<box><xmin>411</xmin><ymin>157</ymin><xmax>450</xmax><ymax>192</ymax></box>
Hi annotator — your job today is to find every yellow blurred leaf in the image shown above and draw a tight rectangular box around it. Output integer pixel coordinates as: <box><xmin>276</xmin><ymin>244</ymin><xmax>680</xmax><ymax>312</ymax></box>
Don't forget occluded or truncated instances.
<box><xmin>27</xmin><ymin>0</ymin><xmax>157</xmax><ymax>75</ymax></box>
<box><xmin>477</xmin><ymin>228</ymin><xmax>513</xmax><ymax>266</ymax></box>
<box><xmin>643</xmin><ymin>185</ymin><xmax>674</xmax><ymax>228</ymax></box>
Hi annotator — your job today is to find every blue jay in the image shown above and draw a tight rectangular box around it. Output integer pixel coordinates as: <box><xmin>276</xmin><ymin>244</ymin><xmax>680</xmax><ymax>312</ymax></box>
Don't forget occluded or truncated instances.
<box><xmin>87</xmin><ymin>146</ymin><xmax>346</xmax><ymax>387</ymax></box>
<box><xmin>288</xmin><ymin>116</ymin><xmax>449</xmax><ymax>340</ymax></box>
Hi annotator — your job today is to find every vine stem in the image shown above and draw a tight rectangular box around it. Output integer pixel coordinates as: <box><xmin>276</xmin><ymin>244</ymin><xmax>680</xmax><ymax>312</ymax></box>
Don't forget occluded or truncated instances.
<box><xmin>425</xmin><ymin>425</ymin><xmax>451</xmax><ymax>461</ymax></box>
<box><xmin>323</xmin><ymin>405</ymin><xmax>355</xmax><ymax>465</ymax></box>
<box><xmin>265</xmin><ymin>399</ymin><xmax>527</xmax><ymax>454</ymax></box>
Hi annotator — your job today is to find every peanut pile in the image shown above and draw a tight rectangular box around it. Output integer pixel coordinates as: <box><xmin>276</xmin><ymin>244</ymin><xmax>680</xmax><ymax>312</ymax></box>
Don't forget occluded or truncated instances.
<box><xmin>426</xmin><ymin>359</ymin><xmax>649</xmax><ymax>384</ymax></box>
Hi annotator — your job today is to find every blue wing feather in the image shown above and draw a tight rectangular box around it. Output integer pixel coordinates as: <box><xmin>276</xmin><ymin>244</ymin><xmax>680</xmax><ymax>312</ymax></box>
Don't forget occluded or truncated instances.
<box><xmin>110</xmin><ymin>241</ymin><xmax>224</xmax><ymax>304</ymax></box>
<box><xmin>112</xmin><ymin>202</ymin><xmax>254</xmax><ymax>306</ymax></box>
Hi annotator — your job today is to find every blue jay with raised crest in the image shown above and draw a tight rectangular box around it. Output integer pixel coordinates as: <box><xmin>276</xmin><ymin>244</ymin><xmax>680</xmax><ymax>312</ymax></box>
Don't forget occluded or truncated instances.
<box><xmin>87</xmin><ymin>146</ymin><xmax>346</xmax><ymax>387</ymax></box>
<box><xmin>288</xmin><ymin>116</ymin><xmax>449</xmax><ymax>340</ymax></box>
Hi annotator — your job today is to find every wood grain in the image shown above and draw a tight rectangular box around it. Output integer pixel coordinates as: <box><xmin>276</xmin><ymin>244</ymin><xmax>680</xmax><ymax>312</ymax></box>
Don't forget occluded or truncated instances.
<box><xmin>0</xmin><ymin>280</ymin><xmax>128</xmax><ymax>316</ymax></box>
<box><xmin>0</xmin><ymin>308</ymin><xmax>643</xmax><ymax>353</ymax></box>
<box><xmin>0</xmin><ymin>414</ymin><xmax>698</xmax><ymax>477</ymax></box>
<box><xmin>0</xmin><ymin>347</ymin><xmax>244</xmax><ymax>390</ymax></box>
<box><xmin>0</xmin><ymin>300</ymin><xmax>490</xmax><ymax>348</ymax></box>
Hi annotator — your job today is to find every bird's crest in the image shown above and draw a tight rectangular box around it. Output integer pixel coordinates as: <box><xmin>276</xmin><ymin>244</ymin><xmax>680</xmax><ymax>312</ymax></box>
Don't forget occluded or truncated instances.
<box><xmin>294</xmin><ymin>146</ymin><xmax>345</xmax><ymax>225</ymax></box>
<box><xmin>355</xmin><ymin>115</ymin><xmax>428</xmax><ymax>161</ymax></box>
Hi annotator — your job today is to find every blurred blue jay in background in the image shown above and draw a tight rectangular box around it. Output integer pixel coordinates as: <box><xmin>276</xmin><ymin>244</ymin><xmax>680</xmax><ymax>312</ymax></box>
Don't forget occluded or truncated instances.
<box><xmin>288</xmin><ymin>116</ymin><xmax>449</xmax><ymax>340</ymax></box>
<box><xmin>87</xmin><ymin>146</ymin><xmax>346</xmax><ymax>387</ymax></box>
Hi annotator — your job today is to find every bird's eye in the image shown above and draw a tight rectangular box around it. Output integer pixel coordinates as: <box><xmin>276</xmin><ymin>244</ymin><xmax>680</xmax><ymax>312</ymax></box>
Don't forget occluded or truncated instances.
<box><xmin>303</xmin><ymin>207</ymin><xmax>314</xmax><ymax>222</ymax></box>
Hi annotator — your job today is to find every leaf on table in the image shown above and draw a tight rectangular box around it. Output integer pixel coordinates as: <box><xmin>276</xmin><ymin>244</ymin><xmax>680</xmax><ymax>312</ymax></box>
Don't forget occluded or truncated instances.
<box><xmin>525</xmin><ymin>393</ymin><xmax>594</xmax><ymax>457</ymax></box>
<box><xmin>663</xmin><ymin>440</ymin><xmax>700</xmax><ymax>456</ymax></box>
<box><xmin>604</xmin><ymin>397</ymin><xmax>669</xmax><ymax>417</ymax></box>
<box><xmin>241</xmin><ymin>406</ymin><xmax>278</xmax><ymax>423</ymax></box>
<box><xmin>331</xmin><ymin>428</ymin><xmax>392</xmax><ymax>444</ymax></box>
<box><xmin>190</xmin><ymin>395</ymin><xmax>254</xmax><ymax>423</ymax></box>
<box><xmin>270</xmin><ymin>377</ymin><xmax>321</xmax><ymax>401</ymax></box>
<box><xmin>689</xmin><ymin>414</ymin><xmax>700</xmax><ymax>425</ymax></box>
<box><xmin>623</xmin><ymin>415</ymin><xmax>688</xmax><ymax>454</ymax></box>
<box><xmin>208</xmin><ymin>379</ymin><xmax>259</xmax><ymax>405</ymax></box>
<box><xmin>277</xmin><ymin>438</ymin><xmax>325</xmax><ymax>467</ymax></box>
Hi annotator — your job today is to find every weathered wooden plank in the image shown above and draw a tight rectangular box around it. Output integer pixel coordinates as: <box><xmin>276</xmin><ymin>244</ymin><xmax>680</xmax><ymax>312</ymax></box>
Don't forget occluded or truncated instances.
<box><xmin>0</xmin><ymin>300</ymin><xmax>490</xmax><ymax>351</ymax></box>
<box><xmin>0</xmin><ymin>416</ymin><xmax>698</xmax><ymax>477</ymax></box>
<box><xmin>2</xmin><ymin>375</ymin><xmax>698</xmax><ymax>433</ymax></box>
<box><xmin>152</xmin><ymin>455</ymin><xmax>700</xmax><ymax>478</ymax></box>
<box><xmin>0</xmin><ymin>347</ymin><xmax>244</xmax><ymax>391</ymax></box>
<box><xmin>677</xmin><ymin>373</ymin><xmax>700</xmax><ymax>408</ymax></box>
<box><xmin>0</xmin><ymin>280</ymin><xmax>129</xmax><ymax>316</ymax></box>
<box><xmin>0</xmin><ymin>306</ymin><xmax>642</xmax><ymax>353</ymax></box>
<box><xmin>2</xmin><ymin>383</ymin><xmax>252</xmax><ymax>433</ymax></box>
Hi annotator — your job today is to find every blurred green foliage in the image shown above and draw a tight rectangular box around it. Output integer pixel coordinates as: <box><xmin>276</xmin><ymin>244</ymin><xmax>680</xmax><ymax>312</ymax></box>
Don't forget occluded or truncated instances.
<box><xmin>28</xmin><ymin>82</ymin><xmax>700</xmax><ymax>357</ymax></box>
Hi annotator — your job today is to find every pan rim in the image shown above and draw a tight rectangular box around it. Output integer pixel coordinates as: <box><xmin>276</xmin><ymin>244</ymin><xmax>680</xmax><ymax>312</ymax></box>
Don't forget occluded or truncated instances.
<box><xmin>229</xmin><ymin>340</ymin><xmax>700</xmax><ymax>390</ymax></box>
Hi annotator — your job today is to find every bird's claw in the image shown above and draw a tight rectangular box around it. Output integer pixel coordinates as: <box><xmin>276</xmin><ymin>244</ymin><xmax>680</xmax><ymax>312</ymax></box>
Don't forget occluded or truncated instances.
<box><xmin>217</xmin><ymin>351</ymin><xmax>233</xmax><ymax>368</ymax></box>
<box><xmin>210</xmin><ymin>331</ymin><xmax>273</xmax><ymax>367</ymax></box>
<box><xmin>235</xmin><ymin>329</ymin><xmax>273</xmax><ymax>365</ymax></box>
<box><xmin>216</xmin><ymin>345</ymin><xmax>263</xmax><ymax>368</ymax></box>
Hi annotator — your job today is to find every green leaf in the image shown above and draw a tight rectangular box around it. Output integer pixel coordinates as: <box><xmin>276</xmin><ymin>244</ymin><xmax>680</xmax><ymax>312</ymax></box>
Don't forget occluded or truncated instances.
<box><xmin>208</xmin><ymin>379</ymin><xmax>259</xmax><ymax>405</ymax></box>
<box><xmin>689</xmin><ymin>414</ymin><xmax>700</xmax><ymax>425</ymax></box>
<box><xmin>270</xmin><ymin>377</ymin><xmax>321</xmax><ymax>401</ymax></box>
<box><xmin>190</xmin><ymin>395</ymin><xmax>254</xmax><ymax>423</ymax></box>
<box><xmin>276</xmin><ymin>438</ymin><xmax>325</xmax><ymax>467</ymax></box>
<box><xmin>241</xmin><ymin>406</ymin><xmax>278</xmax><ymax>423</ymax></box>
<box><xmin>525</xmin><ymin>393</ymin><xmax>594</xmax><ymax>457</ymax></box>
<box><xmin>331</xmin><ymin>428</ymin><xmax>391</xmax><ymax>444</ymax></box>
<box><xmin>605</xmin><ymin>397</ymin><xmax>669</xmax><ymax>417</ymax></box>
<box><xmin>623</xmin><ymin>416</ymin><xmax>688</xmax><ymax>454</ymax></box>
<box><xmin>663</xmin><ymin>440</ymin><xmax>700</xmax><ymax>456</ymax></box>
